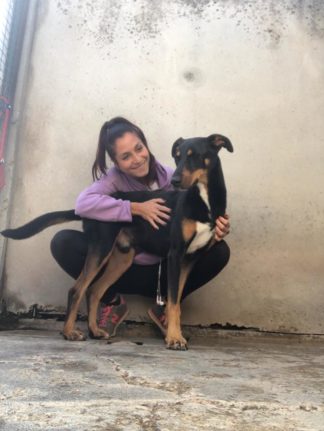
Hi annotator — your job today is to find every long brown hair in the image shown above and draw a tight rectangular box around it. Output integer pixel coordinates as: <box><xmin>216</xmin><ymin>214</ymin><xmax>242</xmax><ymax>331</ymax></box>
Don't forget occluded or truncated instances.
<box><xmin>92</xmin><ymin>117</ymin><xmax>157</xmax><ymax>184</ymax></box>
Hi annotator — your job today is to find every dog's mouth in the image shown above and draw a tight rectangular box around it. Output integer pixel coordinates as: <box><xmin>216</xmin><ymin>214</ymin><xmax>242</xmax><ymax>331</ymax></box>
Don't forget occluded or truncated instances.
<box><xmin>171</xmin><ymin>183</ymin><xmax>181</xmax><ymax>190</ymax></box>
<box><xmin>172</xmin><ymin>183</ymin><xmax>197</xmax><ymax>191</ymax></box>
<box><xmin>171</xmin><ymin>180</ymin><xmax>188</xmax><ymax>191</ymax></box>
<box><xmin>172</xmin><ymin>176</ymin><xmax>201</xmax><ymax>190</ymax></box>
<box><xmin>171</xmin><ymin>177</ymin><xmax>181</xmax><ymax>189</ymax></box>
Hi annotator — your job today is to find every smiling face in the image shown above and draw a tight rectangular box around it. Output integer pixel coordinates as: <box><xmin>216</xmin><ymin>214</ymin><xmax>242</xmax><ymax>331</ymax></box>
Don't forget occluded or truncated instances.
<box><xmin>114</xmin><ymin>132</ymin><xmax>150</xmax><ymax>179</ymax></box>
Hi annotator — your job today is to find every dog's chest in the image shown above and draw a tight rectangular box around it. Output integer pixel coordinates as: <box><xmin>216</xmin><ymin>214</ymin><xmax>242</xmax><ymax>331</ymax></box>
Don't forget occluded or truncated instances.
<box><xmin>186</xmin><ymin>182</ymin><xmax>213</xmax><ymax>254</ymax></box>
<box><xmin>186</xmin><ymin>222</ymin><xmax>213</xmax><ymax>254</ymax></box>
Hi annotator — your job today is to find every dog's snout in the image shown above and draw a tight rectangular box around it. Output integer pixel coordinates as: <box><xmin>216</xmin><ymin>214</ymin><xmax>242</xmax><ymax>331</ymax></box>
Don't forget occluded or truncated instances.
<box><xmin>171</xmin><ymin>176</ymin><xmax>181</xmax><ymax>188</ymax></box>
<box><xmin>171</xmin><ymin>177</ymin><xmax>181</xmax><ymax>187</ymax></box>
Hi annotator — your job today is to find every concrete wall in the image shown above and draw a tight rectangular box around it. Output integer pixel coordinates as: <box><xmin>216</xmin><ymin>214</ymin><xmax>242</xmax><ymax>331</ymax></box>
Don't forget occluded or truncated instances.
<box><xmin>2</xmin><ymin>0</ymin><xmax>324</xmax><ymax>333</ymax></box>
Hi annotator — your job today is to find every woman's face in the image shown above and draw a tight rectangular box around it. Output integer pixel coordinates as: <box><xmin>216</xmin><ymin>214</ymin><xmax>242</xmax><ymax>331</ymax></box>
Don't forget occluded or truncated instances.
<box><xmin>113</xmin><ymin>132</ymin><xmax>150</xmax><ymax>178</ymax></box>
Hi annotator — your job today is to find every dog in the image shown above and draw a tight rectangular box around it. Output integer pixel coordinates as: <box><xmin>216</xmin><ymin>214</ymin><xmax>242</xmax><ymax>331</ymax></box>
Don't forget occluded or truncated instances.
<box><xmin>1</xmin><ymin>134</ymin><xmax>233</xmax><ymax>350</ymax></box>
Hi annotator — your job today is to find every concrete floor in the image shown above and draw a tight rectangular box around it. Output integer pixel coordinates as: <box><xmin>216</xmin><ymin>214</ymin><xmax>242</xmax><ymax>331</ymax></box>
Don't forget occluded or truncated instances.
<box><xmin>0</xmin><ymin>324</ymin><xmax>324</xmax><ymax>431</ymax></box>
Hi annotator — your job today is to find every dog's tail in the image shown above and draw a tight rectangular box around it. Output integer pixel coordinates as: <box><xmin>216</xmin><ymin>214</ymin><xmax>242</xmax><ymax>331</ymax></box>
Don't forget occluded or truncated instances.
<box><xmin>1</xmin><ymin>210</ymin><xmax>81</xmax><ymax>240</ymax></box>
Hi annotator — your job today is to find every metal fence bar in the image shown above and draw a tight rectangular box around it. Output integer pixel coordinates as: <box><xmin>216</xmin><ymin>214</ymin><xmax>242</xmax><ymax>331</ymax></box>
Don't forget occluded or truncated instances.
<box><xmin>2</xmin><ymin>0</ymin><xmax>29</xmax><ymax>101</ymax></box>
<box><xmin>0</xmin><ymin>0</ymin><xmax>34</xmax><ymax>302</ymax></box>
<box><xmin>0</xmin><ymin>0</ymin><xmax>14</xmax><ymax>190</ymax></box>
<box><xmin>0</xmin><ymin>0</ymin><xmax>14</xmax><ymax>92</ymax></box>
<box><xmin>0</xmin><ymin>0</ymin><xmax>29</xmax><ymax>191</ymax></box>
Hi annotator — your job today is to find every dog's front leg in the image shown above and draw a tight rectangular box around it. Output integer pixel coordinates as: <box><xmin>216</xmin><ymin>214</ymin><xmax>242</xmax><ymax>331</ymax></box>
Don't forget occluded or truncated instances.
<box><xmin>165</xmin><ymin>251</ymin><xmax>193</xmax><ymax>351</ymax></box>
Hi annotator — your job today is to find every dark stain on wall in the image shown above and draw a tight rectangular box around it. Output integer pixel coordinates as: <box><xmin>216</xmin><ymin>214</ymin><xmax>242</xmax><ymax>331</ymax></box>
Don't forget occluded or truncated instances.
<box><xmin>53</xmin><ymin>0</ymin><xmax>324</xmax><ymax>48</ymax></box>
<box><xmin>182</xmin><ymin>67</ymin><xmax>204</xmax><ymax>87</ymax></box>
<box><xmin>184</xmin><ymin>70</ymin><xmax>195</xmax><ymax>82</ymax></box>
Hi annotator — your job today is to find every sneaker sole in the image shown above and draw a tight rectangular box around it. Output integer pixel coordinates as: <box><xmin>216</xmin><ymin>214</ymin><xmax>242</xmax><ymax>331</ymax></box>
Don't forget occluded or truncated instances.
<box><xmin>147</xmin><ymin>308</ymin><xmax>167</xmax><ymax>337</ymax></box>
<box><xmin>109</xmin><ymin>308</ymin><xmax>130</xmax><ymax>338</ymax></box>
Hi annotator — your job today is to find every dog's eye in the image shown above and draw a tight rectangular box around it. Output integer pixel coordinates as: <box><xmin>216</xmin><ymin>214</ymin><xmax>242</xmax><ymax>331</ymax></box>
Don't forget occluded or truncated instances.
<box><xmin>186</xmin><ymin>149</ymin><xmax>193</xmax><ymax>157</ymax></box>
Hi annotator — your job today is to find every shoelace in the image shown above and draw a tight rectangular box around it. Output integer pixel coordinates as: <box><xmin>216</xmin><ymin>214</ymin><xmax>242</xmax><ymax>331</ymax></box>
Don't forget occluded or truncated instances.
<box><xmin>153</xmin><ymin>306</ymin><xmax>166</xmax><ymax>327</ymax></box>
<box><xmin>160</xmin><ymin>313</ymin><xmax>166</xmax><ymax>327</ymax></box>
<box><xmin>98</xmin><ymin>305</ymin><xmax>113</xmax><ymax>327</ymax></box>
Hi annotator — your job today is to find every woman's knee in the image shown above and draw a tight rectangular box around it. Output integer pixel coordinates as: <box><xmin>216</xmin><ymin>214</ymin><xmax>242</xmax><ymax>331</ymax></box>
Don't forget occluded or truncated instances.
<box><xmin>217</xmin><ymin>240</ymin><xmax>230</xmax><ymax>269</ymax></box>
<box><xmin>50</xmin><ymin>230</ymin><xmax>88</xmax><ymax>279</ymax></box>
<box><xmin>50</xmin><ymin>230</ymin><xmax>70</xmax><ymax>258</ymax></box>
<box><xmin>50</xmin><ymin>230</ymin><xmax>85</xmax><ymax>260</ymax></box>
<box><xmin>199</xmin><ymin>240</ymin><xmax>230</xmax><ymax>277</ymax></box>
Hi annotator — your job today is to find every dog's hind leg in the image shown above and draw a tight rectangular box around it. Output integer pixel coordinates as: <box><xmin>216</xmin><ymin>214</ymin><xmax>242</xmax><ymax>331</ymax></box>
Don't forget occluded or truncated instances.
<box><xmin>87</xmin><ymin>230</ymin><xmax>135</xmax><ymax>339</ymax></box>
<box><xmin>63</xmin><ymin>244</ymin><xmax>113</xmax><ymax>341</ymax></box>
<box><xmin>165</xmin><ymin>255</ymin><xmax>194</xmax><ymax>351</ymax></box>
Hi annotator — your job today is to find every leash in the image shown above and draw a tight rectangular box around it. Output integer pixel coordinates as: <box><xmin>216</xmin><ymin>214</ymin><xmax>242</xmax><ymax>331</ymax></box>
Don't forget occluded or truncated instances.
<box><xmin>156</xmin><ymin>259</ymin><xmax>165</xmax><ymax>306</ymax></box>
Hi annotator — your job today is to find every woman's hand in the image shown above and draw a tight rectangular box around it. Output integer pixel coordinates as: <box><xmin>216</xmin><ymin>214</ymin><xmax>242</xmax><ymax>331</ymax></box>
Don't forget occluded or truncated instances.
<box><xmin>131</xmin><ymin>199</ymin><xmax>171</xmax><ymax>230</ymax></box>
<box><xmin>215</xmin><ymin>214</ymin><xmax>230</xmax><ymax>241</ymax></box>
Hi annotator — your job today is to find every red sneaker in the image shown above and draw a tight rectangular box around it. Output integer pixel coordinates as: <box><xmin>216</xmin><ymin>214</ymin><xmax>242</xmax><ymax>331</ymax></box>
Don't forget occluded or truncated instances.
<box><xmin>98</xmin><ymin>295</ymin><xmax>129</xmax><ymax>338</ymax></box>
<box><xmin>147</xmin><ymin>304</ymin><xmax>167</xmax><ymax>336</ymax></box>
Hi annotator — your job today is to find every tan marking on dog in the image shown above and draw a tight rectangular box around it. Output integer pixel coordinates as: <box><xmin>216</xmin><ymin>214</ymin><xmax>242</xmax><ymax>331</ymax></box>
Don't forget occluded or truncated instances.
<box><xmin>165</xmin><ymin>303</ymin><xmax>184</xmax><ymax>347</ymax></box>
<box><xmin>182</xmin><ymin>218</ymin><xmax>196</xmax><ymax>243</ymax></box>
<box><xmin>192</xmin><ymin>168</ymin><xmax>207</xmax><ymax>185</ymax></box>
<box><xmin>187</xmin><ymin>149</ymin><xmax>193</xmax><ymax>156</ymax></box>
<box><xmin>176</xmin><ymin>150</ymin><xmax>180</xmax><ymax>157</ymax></box>
<box><xmin>204</xmin><ymin>158</ymin><xmax>210</xmax><ymax>166</ymax></box>
<box><xmin>181</xmin><ymin>167</ymin><xmax>207</xmax><ymax>188</ymax></box>
<box><xmin>116</xmin><ymin>229</ymin><xmax>132</xmax><ymax>252</ymax></box>
<box><xmin>196</xmin><ymin>169</ymin><xmax>208</xmax><ymax>186</ymax></box>
<box><xmin>165</xmin><ymin>262</ymin><xmax>194</xmax><ymax>349</ymax></box>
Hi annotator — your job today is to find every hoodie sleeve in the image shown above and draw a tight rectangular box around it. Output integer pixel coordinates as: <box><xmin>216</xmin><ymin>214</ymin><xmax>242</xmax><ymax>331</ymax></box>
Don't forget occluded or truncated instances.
<box><xmin>75</xmin><ymin>172</ymin><xmax>132</xmax><ymax>222</ymax></box>
<box><xmin>163</xmin><ymin>165</ymin><xmax>175</xmax><ymax>191</ymax></box>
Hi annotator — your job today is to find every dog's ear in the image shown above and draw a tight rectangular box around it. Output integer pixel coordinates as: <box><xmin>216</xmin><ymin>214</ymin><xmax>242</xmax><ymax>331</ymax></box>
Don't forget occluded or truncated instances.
<box><xmin>171</xmin><ymin>137</ymin><xmax>184</xmax><ymax>158</ymax></box>
<box><xmin>208</xmin><ymin>134</ymin><xmax>234</xmax><ymax>153</ymax></box>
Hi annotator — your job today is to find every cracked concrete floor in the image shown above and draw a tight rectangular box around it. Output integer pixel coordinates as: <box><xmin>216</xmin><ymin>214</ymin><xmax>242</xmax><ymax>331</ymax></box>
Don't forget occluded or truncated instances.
<box><xmin>0</xmin><ymin>329</ymin><xmax>324</xmax><ymax>430</ymax></box>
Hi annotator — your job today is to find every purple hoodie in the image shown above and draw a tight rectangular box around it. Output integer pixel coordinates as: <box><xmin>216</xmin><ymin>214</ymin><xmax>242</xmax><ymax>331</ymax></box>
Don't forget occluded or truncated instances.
<box><xmin>75</xmin><ymin>161</ymin><xmax>174</xmax><ymax>265</ymax></box>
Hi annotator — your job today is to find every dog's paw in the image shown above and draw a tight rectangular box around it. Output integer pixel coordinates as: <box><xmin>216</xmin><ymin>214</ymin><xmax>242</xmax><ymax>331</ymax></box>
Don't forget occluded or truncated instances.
<box><xmin>63</xmin><ymin>329</ymin><xmax>87</xmax><ymax>341</ymax></box>
<box><xmin>165</xmin><ymin>335</ymin><xmax>188</xmax><ymax>351</ymax></box>
<box><xmin>88</xmin><ymin>328</ymin><xmax>110</xmax><ymax>340</ymax></box>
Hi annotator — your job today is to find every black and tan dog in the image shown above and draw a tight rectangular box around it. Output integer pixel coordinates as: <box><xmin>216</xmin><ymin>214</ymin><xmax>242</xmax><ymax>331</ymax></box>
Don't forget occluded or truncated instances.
<box><xmin>1</xmin><ymin>134</ymin><xmax>233</xmax><ymax>350</ymax></box>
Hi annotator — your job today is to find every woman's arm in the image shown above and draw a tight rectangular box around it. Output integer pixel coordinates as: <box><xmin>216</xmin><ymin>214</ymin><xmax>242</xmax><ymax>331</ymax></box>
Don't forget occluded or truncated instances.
<box><xmin>75</xmin><ymin>171</ymin><xmax>170</xmax><ymax>227</ymax></box>
<box><xmin>75</xmin><ymin>174</ymin><xmax>133</xmax><ymax>222</ymax></box>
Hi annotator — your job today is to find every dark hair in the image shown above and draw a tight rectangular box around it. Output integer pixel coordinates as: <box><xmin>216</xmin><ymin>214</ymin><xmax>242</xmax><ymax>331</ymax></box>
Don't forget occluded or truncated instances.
<box><xmin>92</xmin><ymin>117</ymin><xmax>157</xmax><ymax>184</ymax></box>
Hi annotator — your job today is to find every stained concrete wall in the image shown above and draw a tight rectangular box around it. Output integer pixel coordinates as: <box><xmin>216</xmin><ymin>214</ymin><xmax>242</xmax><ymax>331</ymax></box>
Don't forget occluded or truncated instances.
<box><xmin>2</xmin><ymin>0</ymin><xmax>324</xmax><ymax>333</ymax></box>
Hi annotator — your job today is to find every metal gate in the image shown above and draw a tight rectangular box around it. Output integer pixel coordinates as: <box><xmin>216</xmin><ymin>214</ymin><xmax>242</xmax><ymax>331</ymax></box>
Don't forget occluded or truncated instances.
<box><xmin>0</xmin><ymin>0</ymin><xmax>29</xmax><ymax>190</ymax></box>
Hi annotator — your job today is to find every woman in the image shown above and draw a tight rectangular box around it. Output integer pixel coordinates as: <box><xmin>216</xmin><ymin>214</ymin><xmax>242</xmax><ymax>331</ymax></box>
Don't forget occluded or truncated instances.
<box><xmin>51</xmin><ymin>117</ymin><xmax>230</xmax><ymax>338</ymax></box>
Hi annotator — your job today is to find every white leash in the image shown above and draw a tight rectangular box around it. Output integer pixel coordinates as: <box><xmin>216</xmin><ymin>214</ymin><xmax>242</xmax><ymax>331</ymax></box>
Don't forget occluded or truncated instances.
<box><xmin>156</xmin><ymin>259</ymin><xmax>165</xmax><ymax>306</ymax></box>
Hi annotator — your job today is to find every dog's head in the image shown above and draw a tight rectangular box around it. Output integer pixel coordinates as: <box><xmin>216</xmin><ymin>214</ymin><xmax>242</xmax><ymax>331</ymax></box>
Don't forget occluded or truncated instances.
<box><xmin>171</xmin><ymin>134</ymin><xmax>233</xmax><ymax>189</ymax></box>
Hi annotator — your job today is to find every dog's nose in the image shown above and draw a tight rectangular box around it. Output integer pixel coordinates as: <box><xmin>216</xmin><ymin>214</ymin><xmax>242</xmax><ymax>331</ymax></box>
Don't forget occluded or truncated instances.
<box><xmin>171</xmin><ymin>177</ymin><xmax>181</xmax><ymax>188</ymax></box>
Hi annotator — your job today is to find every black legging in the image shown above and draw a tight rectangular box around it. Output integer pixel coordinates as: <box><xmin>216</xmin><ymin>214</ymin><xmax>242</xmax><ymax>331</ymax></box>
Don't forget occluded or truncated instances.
<box><xmin>50</xmin><ymin>229</ymin><xmax>230</xmax><ymax>305</ymax></box>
